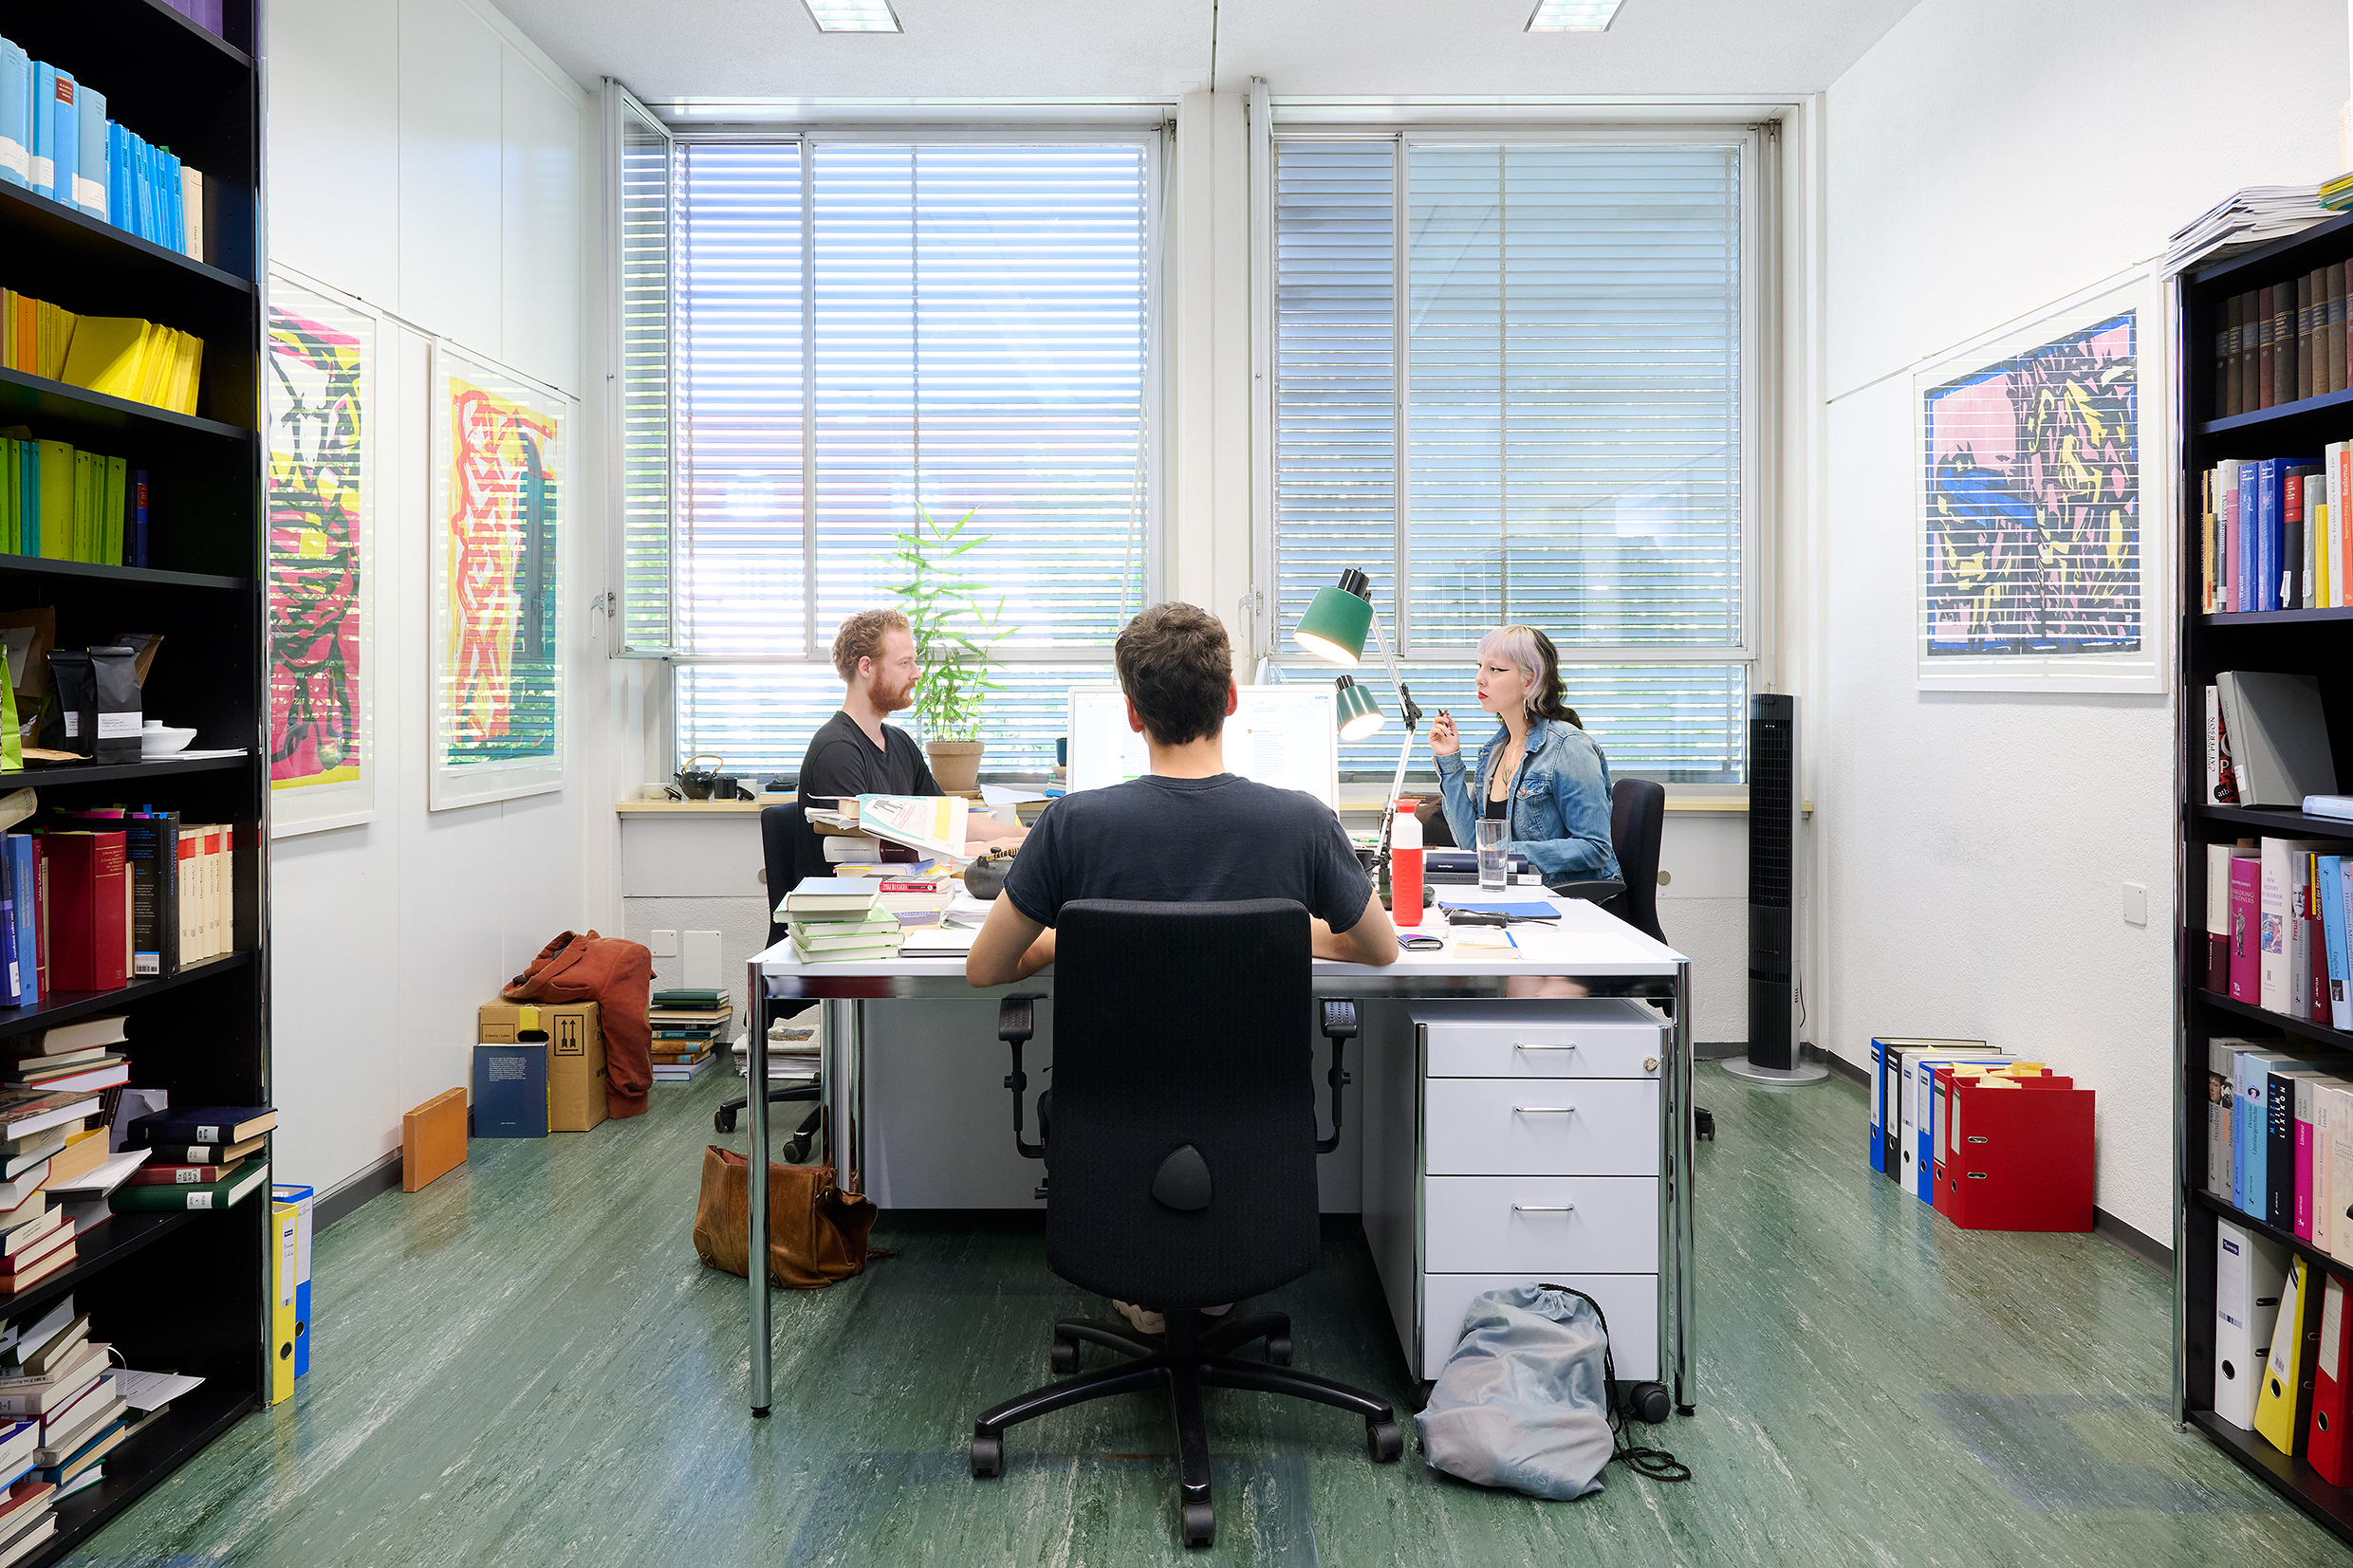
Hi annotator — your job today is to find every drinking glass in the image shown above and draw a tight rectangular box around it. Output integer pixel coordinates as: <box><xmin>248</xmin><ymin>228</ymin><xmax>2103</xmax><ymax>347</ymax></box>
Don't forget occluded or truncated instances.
<box><xmin>1475</xmin><ymin>818</ymin><xmax>1509</xmax><ymax>892</ymax></box>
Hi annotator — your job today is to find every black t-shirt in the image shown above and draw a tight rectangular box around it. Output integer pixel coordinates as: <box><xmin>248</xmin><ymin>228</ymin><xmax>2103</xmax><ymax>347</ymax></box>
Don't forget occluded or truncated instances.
<box><xmin>1003</xmin><ymin>774</ymin><xmax>1372</xmax><ymax>933</ymax></box>
<box><xmin>797</xmin><ymin>710</ymin><xmax>936</xmax><ymax>807</ymax></box>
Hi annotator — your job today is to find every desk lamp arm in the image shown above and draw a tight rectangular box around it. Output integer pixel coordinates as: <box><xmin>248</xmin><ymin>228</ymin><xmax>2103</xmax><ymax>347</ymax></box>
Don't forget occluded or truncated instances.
<box><xmin>1364</xmin><ymin>612</ymin><xmax>1422</xmax><ymax>884</ymax></box>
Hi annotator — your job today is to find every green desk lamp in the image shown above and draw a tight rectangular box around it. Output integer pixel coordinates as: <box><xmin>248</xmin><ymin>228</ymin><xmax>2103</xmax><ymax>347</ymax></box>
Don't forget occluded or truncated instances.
<box><xmin>1295</xmin><ymin>568</ymin><xmax>1423</xmax><ymax>888</ymax></box>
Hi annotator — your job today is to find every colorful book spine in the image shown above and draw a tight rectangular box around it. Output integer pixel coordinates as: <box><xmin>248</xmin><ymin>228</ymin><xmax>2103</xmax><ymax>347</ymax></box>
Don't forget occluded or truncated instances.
<box><xmin>0</xmin><ymin>41</ymin><xmax>27</xmax><ymax>191</ymax></box>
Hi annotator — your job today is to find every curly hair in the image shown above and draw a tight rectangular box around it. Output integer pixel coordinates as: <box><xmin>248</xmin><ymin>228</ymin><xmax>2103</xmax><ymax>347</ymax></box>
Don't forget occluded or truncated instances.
<box><xmin>1115</xmin><ymin>602</ymin><xmax>1232</xmax><ymax>747</ymax></box>
<box><xmin>1478</xmin><ymin>624</ymin><xmax>1581</xmax><ymax>729</ymax></box>
<box><xmin>830</xmin><ymin>608</ymin><xmax>911</xmax><ymax>681</ymax></box>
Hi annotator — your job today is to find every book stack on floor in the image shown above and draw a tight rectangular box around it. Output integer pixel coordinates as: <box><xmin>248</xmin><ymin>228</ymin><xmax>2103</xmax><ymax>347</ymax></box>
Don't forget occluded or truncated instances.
<box><xmin>745</xmin><ymin>1016</ymin><xmax>820</xmax><ymax>1085</ymax></box>
<box><xmin>111</xmin><ymin>1105</ymin><xmax>270</xmax><ymax>1211</ymax></box>
<box><xmin>648</xmin><ymin>988</ymin><xmax>730</xmax><ymax>1083</ymax></box>
<box><xmin>782</xmin><ymin>880</ymin><xmax>904</xmax><ymax>965</ymax></box>
<box><xmin>2198</xmin><ymin>456</ymin><xmax>2353</xmax><ymax>612</ymax></box>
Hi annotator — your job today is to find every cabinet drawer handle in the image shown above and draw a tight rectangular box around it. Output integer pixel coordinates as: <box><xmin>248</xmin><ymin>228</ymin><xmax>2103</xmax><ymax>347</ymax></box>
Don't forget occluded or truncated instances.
<box><xmin>1511</xmin><ymin>1105</ymin><xmax>1576</xmax><ymax>1114</ymax></box>
<box><xmin>1511</xmin><ymin>1204</ymin><xmax>1577</xmax><ymax>1213</ymax></box>
<box><xmin>1512</xmin><ymin>1042</ymin><xmax>1577</xmax><ymax>1051</ymax></box>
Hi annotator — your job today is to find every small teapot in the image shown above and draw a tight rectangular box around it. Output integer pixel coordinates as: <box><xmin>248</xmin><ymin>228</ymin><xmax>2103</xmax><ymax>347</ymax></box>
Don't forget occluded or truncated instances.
<box><xmin>676</xmin><ymin>754</ymin><xmax>727</xmax><ymax>801</ymax></box>
<box><xmin>964</xmin><ymin>846</ymin><xmax>1018</xmax><ymax>901</ymax></box>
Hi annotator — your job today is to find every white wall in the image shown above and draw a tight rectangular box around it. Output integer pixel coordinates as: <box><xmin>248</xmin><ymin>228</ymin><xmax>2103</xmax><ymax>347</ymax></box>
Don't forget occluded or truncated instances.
<box><xmin>1812</xmin><ymin>0</ymin><xmax>2345</xmax><ymax>1238</ymax></box>
<box><xmin>266</xmin><ymin>0</ymin><xmax>617</xmax><ymax>1198</ymax></box>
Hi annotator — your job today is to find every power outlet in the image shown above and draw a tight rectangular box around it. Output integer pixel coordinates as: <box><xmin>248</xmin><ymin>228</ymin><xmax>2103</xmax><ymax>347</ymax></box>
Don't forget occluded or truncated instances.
<box><xmin>651</xmin><ymin>929</ymin><xmax>679</xmax><ymax>958</ymax></box>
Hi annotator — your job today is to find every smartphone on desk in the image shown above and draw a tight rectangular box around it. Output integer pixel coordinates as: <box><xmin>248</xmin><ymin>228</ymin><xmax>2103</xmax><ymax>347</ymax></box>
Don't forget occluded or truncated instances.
<box><xmin>1399</xmin><ymin>933</ymin><xmax>1444</xmax><ymax>951</ymax></box>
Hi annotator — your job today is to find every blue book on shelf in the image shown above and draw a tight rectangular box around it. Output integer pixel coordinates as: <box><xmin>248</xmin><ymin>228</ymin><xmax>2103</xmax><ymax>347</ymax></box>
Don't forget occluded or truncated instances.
<box><xmin>9</xmin><ymin>837</ymin><xmax>38</xmax><ymax>1008</ymax></box>
<box><xmin>27</xmin><ymin>61</ymin><xmax>51</xmax><ymax>201</ymax></box>
<box><xmin>2255</xmin><ymin>459</ymin><xmax>2282</xmax><ymax>613</ymax></box>
<box><xmin>71</xmin><ymin>83</ymin><xmax>102</xmax><ymax>218</ymax></box>
<box><xmin>46</xmin><ymin>68</ymin><xmax>73</xmax><ymax>215</ymax></box>
<box><xmin>0</xmin><ymin>41</ymin><xmax>28</xmax><ymax>191</ymax></box>
<box><xmin>17</xmin><ymin>442</ymin><xmax>34</xmax><ymax>558</ymax></box>
<box><xmin>161</xmin><ymin>146</ymin><xmax>182</xmax><ymax>252</ymax></box>
<box><xmin>105</xmin><ymin>120</ymin><xmax>124</xmax><ymax>227</ymax></box>
<box><xmin>0</xmin><ymin>846</ymin><xmax>18</xmax><ymax>1008</ymax></box>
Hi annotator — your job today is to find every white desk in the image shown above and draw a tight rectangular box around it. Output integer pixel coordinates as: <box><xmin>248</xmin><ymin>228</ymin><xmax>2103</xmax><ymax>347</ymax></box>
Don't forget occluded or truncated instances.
<box><xmin>744</xmin><ymin>896</ymin><xmax>1694</xmax><ymax>1417</ymax></box>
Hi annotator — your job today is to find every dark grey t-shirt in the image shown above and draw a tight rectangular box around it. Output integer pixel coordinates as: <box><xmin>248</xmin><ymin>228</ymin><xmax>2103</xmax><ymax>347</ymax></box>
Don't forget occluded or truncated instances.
<box><xmin>797</xmin><ymin>710</ymin><xmax>936</xmax><ymax>807</ymax></box>
<box><xmin>1003</xmin><ymin>773</ymin><xmax>1371</xmax><ymax>932</ymax></box>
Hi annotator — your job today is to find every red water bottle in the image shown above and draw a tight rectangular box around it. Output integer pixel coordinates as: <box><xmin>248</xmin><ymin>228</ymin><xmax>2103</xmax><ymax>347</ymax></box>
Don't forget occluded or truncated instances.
<box><xmin>1390</xmin><ymin>806</ymin><xmax>1422</xmax><ymax>927</ymax></box>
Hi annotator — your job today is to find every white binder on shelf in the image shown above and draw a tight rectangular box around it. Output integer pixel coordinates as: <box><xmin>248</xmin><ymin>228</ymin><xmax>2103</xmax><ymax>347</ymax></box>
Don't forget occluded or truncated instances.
<box><xmin>2215</xmin><ymin>1217</ymin><xmax>2289</xmax><ymax>1430</ymax></box>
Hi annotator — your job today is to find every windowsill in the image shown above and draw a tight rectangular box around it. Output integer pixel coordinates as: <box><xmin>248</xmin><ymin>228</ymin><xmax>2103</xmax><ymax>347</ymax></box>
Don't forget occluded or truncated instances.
<box><xmin>617</xmin><ymin>788</ymin><xmax>1806</xmax><ymax>819</ymax></box>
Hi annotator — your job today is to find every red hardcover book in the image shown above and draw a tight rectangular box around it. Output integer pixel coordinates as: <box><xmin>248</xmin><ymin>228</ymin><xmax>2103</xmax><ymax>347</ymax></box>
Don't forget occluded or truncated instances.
<box><xmin>45</xmin><ymin>834</ymin><xmax>127</xmax><ymax>993</ymax></box>
<box><xmin>2311</xmin><ymin>1274</ymin><xmax>2353</xmax><ymax>1485</ymax></box>
<box><xmin>1941</xmin><ymin>1077</ymin><xmax>2092</xmax><ymax>1231</ymax></box>
<box><xmin>32</xmin><ymin>839</ymin><xmax>47</xmax><ymax>1000</ymax></box>
<box><xmin>2230</xmin><ymin>857</ymin><xmax>2263</xmax><ymax>1002</ymax></box>
<box><xmin>125</xmin><ymin>1160</ymin><xmax>245</xmax><ymax>1186</ymax></box>
<box><xmin>0</xmin><ymin>1241</ymin><xmax>73</xmax><ymax>1293</ymax></box>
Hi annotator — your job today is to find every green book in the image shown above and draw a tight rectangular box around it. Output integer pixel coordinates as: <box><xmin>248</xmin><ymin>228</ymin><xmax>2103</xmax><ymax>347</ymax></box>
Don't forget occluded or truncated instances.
<box><xmin>650</xmin><ymin>987</ymin><xmax>727</xmax><ymax>1006</ymax></box>
<box><xmin>102</xmin><ymin>455</ymin><xmax>123</xmax><ymax>565</ymax></box>
<box><xmin>107</xmin><ymin>1160</ymin><xmax>269</xmax><ymax>1213</ymax></box>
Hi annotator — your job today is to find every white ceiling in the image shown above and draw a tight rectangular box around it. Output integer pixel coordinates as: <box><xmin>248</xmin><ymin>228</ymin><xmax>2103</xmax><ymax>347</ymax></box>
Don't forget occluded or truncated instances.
<box><xmin>489</xmin><ymin>0</ymin><xmax>1925</xmax><ymax>107</ymax></box>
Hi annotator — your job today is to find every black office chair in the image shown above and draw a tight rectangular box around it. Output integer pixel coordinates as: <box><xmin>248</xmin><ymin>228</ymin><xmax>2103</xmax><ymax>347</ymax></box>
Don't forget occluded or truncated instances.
<box><xmin>969</xmin><ymin>900</ymin><xmax>1402</xmax><ymax>1548</ymax></box>
<box><xmin>713</xmin><ymin>803</ymin><xmax>827</xmax><ymax>1158</ymax></box>
<box><xmin>1552</xmin><ymin>776</ymin><xmax>1666</xmax><ymax>941</ymax></box>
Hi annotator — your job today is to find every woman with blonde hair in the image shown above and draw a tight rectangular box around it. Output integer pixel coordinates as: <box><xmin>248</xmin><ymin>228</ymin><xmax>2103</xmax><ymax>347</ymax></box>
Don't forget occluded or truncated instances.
<box><xmin>1429</xmin><ymin>624</ymin><xmax>1619</xmax><ymax>888</ymax></box>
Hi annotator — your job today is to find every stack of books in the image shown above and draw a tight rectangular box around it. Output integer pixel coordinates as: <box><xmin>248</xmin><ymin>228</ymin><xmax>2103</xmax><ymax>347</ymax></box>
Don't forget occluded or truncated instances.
<box><xmin>745</xmin><ymin>1017</ymin><xmax>821</xmax><ymax>1085</ymax></box>
<box><xmin>782</xmin><ymin>880</ymin><xmax>905</xmax><ymax>964</ymax></box>
<box><xmin>111</xmin><ymin>1105</ymin><xmax>272</xmax><ymax>1211</ymax></box>
<box><xmin>877</xmin><ymin>868</ymin><xmax>953</xmax><ymax>928</ymax></box>
<box><xmin>0</xmin><ymin>1295</ymin><xmax>128</xmax><ymax>1515</ymax></box>
<box><xmin>0</xmin><ymin>1036</ymin><xmax>123</xmax><ymax>1294</ymax></box>
<box><xmin>648</xmin><ymin>988</ymin><xmax>731</xmax><ymax>1083</ymax></box>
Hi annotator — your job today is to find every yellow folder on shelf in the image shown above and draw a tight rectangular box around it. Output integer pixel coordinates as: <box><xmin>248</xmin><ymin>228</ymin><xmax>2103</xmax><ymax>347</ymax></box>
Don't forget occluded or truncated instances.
<box><xmin>269</xmin><ymin>1198</ymin><xmax>299</xmax><ymax>1406</ymax></box>
<box><xmin>2256</xmin><ymin>1255</ymin><xmax>2318</xmax><ymax>1453</ymax></box>
<box><xmin>59</xmin><ymin>316</ymin><xmax>153</xmax><ymax>401</ymax></box>
<box><xmin>35</xmin><ymin>441</ymin><xmax>71</xmax><ymax>561</ymax></box>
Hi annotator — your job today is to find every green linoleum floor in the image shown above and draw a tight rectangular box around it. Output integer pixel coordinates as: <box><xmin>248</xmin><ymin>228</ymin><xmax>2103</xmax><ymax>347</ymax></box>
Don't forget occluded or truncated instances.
<box><xmin>63</xmin><ymin>1062</ymin><xmax>2352</xmax><ymax>1567</ymax></box>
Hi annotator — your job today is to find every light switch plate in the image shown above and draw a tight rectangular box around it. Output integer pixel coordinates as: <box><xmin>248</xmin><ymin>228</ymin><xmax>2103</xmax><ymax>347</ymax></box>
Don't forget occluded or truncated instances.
<box><xmin>651</xmin><ymin>929</ymin><xmax>679</xmax><ymax>958</ymax></box>
<box><xmin>684</xmin><ymin>931</ymin><xmax>722</xmax><ymax>989</ymax></box>
<box><xmin>2121</xmin><ymin>882</ymin><xmax>2148</xmax><ymax>927</ymax></box>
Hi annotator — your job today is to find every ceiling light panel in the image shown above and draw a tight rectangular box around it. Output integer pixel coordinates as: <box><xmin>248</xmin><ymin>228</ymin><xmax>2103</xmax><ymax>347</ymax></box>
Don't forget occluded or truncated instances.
<box><xmin>1526</xmin><ymin>0</ymin><xmax>1623</xmax><ymax>30</ymax></box>
<box><xmin>803</xmin><ymin>0</ymin><xmax>901</xmax><ymax>32</ymax></box>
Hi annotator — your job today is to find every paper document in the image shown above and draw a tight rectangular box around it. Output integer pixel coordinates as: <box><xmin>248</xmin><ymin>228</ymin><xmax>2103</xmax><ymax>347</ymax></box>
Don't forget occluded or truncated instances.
<box><xmin>978</xmin><ymin>784</ymin><xmax>1052</xmax><ymax>807</ymax></box>
<box><xmin>856</xmin><ymin>794</ymin><xmax>969</xmax><ymax>858</ymax></box>
<box><xmin>49</xmin><ymin>1150</ymin><xmax>149</xmax><ymax>1198</ymax></box>
<box><xmin>899</xmin><ymin>924</ymin><xmax>980</xmax><ymax>957</ymax></box>
<box><xmin>114</xmin><ymin>1369</ymin><xmax>203</xmax><ymax>1412</ymax></box>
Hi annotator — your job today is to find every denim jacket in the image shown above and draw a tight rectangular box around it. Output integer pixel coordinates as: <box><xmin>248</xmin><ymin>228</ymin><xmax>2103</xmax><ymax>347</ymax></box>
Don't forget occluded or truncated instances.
<box><xmin>1433</xmin><ymin>718</ymin><xmax>1621</xmax><ymax>885</ymax></box>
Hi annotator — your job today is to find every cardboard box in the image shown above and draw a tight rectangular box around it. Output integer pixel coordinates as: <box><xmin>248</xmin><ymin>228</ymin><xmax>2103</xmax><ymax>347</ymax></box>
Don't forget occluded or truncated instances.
<box><xmin>478</xmin><ymin>1002</ymin><xmax>606</xmax><ymax>1133</ymax></box>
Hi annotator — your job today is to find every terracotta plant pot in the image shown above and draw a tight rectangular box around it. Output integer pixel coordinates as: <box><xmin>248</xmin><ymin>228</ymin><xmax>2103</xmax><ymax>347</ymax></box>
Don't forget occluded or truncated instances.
<box><xmin>926</xmin><ymin>739</ymin><xmax>985</xmax><ymax>794</ymax></box>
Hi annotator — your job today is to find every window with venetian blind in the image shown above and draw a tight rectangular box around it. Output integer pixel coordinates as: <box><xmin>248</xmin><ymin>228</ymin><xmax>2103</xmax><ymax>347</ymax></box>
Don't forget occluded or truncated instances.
<box><xmin>623</xmin><ymin>131</ymin><xmax>1160</xmax><ymax>777</ymax></box>
<box><xmin>1270</xmin><ymin>133</ymin><xmax>1755</xmax><ymax>783</ymax></box>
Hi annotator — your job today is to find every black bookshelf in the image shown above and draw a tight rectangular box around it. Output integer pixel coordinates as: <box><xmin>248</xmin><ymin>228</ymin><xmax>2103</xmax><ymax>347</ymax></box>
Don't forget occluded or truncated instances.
<box><xmin>0</xmin><ymin>3</ymin><xmax>268</xmax><ymax>1561</ymax></box>
<box><xmin>2177</xmin><ymin>213</ymin><xmax>2353</xmax><ymax>1545</ymax></box>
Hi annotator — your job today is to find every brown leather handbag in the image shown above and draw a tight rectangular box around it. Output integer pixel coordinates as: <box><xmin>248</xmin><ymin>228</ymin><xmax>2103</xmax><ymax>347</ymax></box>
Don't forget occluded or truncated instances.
<box><xmin>693</xmin><ymin>1145</ymin><xmax>880</xmax><ymax>1288</ymax></box>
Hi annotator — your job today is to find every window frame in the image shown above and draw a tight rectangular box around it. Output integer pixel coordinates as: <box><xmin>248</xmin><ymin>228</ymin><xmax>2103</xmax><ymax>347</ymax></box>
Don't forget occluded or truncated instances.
<box><xmin>1252</xmin><ymin>121</ymin><xmax>1770</xmax><ymax>764</ymax></box>
<box><xmin>658</xmin><ymin>123</ymin><xmax>1172</xmax><ymax>670</ymax></box>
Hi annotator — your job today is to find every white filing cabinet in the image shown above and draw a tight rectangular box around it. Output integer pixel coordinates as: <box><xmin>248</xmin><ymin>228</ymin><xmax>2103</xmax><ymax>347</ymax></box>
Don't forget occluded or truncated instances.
<box><xmin>1362</xmin><ymin>998</ymin><xmax>1667</xmax><ymax>1382</ymax></box>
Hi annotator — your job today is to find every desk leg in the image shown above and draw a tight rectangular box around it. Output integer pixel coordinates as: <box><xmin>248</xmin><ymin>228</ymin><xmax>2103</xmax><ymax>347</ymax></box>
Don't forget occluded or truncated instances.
<box><xmin>1672</xmin><ymin>958</ymin><xmax>1695</xmax><ymax>1415</ymax></box>
<box><xmin>748</xmin><ymin>959</ymin><xmax>772</xmax><ymax>1418</ymax></box>
<box><xmin>824</xmin><ymin>999</ymin><xmax>862</xmax><ymax>1195</ymax></box>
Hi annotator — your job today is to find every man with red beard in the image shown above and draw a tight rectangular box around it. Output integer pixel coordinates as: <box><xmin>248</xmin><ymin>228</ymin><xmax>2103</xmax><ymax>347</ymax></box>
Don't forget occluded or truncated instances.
<box><xmin>797</xmin><ymin>609</ymin><xmax>1024</xmax><ymax>846</ymax></box>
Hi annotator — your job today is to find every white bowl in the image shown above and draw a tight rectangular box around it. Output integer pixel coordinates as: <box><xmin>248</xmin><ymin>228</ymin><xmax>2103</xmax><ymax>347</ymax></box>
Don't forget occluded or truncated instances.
<box><xmin>140</xmin><ymin>727</ymin><xmax>197</xmax><ymax>757</ymax></box>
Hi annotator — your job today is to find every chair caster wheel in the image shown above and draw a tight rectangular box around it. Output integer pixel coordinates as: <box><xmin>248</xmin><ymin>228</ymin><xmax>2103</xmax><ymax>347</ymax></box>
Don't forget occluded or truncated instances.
<box><xmin>713</xmin><ymin>1109</ymin><xmax>737</xmax><ymax>1134</ymax></box>
<box><xmin>1263</xmin><ymin>1334</ymin><xmax>1292</xmax><ymax>1366</ymax></box>
<box><xmin>1051</xmin><ymin>1337</ymin><xmax>1080</xmax><ymax>1375</ymax></box>
<box><xmin>1181</xmin><ymin>1500</ymin><xmax>1214</xmax><ymax>1547</ymax></box>
<box><xmin>970</xmin><ymin>1433</ymin><xmax>1003</xmax><ymax>1479</ymax></box>
<box><xmin>1366</xmin><ymin>1418</ymin><xmax>1403</xmax><ymax>1464</ymax></box>
<box><xmin>784</xmin><ymin>1137</ymin><xmax>812</xmax><ymax>1164</ymax></box>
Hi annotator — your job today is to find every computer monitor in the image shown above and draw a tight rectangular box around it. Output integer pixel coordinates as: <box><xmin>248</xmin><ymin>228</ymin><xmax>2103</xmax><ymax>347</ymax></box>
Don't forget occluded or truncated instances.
<box><xmin>1065</xmin><ymin>685</ymin><xmax>1341</xmax><ymax>809</ymax></box>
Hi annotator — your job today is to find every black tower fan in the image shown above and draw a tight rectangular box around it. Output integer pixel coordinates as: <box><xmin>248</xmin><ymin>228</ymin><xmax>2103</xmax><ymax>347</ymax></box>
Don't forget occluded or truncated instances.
<box><xmin>1722</xmin><ymin>692</ymin><xmax>1825</xmax><ymax>1085</ymax></box>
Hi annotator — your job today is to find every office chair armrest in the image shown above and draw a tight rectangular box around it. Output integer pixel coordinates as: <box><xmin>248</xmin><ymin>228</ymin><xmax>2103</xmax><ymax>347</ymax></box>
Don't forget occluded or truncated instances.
<box><xmin>1316</xmin><ymin>1000</ymin><xmax>1358</xmax><ymax>1156</ymax></box>
<box><xmin>999</xmin><ymin>993</ymin><xmax>1047</xmax><ymax>1162</ymax></box>
<box><xmin>1549</xmin><ymin>877</ymin><xmax>1627</xmax><ymax>905</ymax></box>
